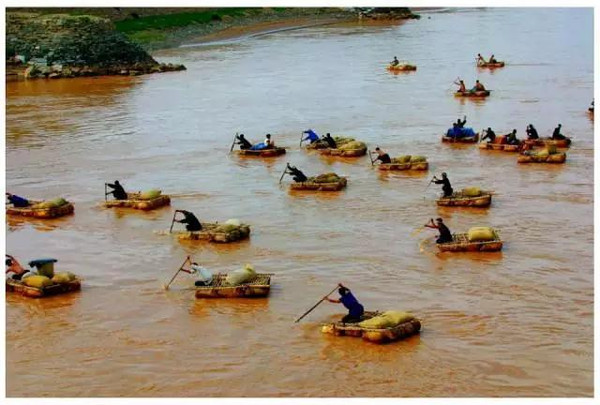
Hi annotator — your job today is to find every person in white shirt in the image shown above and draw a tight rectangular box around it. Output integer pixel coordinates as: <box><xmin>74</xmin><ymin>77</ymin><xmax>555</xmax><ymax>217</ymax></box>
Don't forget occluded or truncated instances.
<box><xmin>264</xmin><ymin>134</ymin><xmax>274</xmax><ymax>148</ymax></box>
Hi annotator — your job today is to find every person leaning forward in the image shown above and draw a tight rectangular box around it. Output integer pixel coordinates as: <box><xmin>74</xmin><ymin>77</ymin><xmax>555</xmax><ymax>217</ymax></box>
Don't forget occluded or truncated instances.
<box><xmin>325</xmin><ymin>283</ymin><xmax>365</xmax><ymax>324</ymax></box>
<box><xmin>176</xmin><ymin>210</ymin><xmax>202</xmax><ymax>232</ymax></box>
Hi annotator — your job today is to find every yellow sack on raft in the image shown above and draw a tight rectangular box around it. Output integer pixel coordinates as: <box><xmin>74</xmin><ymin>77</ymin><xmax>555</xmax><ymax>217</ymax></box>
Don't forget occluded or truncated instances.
<box><xmin>381</xmin><ymin>311</ymin><xmax>414</xmax><ymax>327</ymax></box>
<box><xmin>467</xmin><ymin>227</ymin><xmax>496</xmax><ymax>242</ymax></box>
<box><xmin>410</xmin><ymin>156</ymin><xmax>427</xmax><ymax>163</ymax></box>
<box><xmin>358</xmin><ymin>314</ymin><xmax>392</xmax><ymax>329</ymax></box>
<box><xmin>225</xmin><ymin>264</ymin><xmax>256</xmax><ymax>286</ymax></box>
<box><xmin>535</xmin><ymin>149</ymin><xmax>550</xmax><ymax>158</ymax></box>
<box><xmin>23</xmin><ymin>275</ymin><xmax>54</xmax><ymax>289</ymax></box>
<box><xmin>34</xmin><ymin>198</ymin><xmax>68</xmax><ymax>209</ymax></box>
<box><xmin>312</xmin><ymin>173</ymin><xmax>340</xmax><ymax>183</ymax></box>
<box><xmin>139</xmin><ymin>189</ymin><xmax>162</xmax><ymax>200</ymax></box>
<box><xmin>51</xmin><ymin>272</ymin><xmax>76</xmax><ymax>284</ymax></box>
<box><xmin>339</xmin><ymin>141</ymin><xmax>366</xmax><ymax>151</ymax></box>
<box><xmin>547</xmin><ymin>153</ymin><xmax>566</xmax><ymax>163</ymax></box>
<box><xmin>215</xmin><ymin>224</ymin><xmax>240</xmax><ymax>233</ymax></box>
<box><xmin>462</xmin><ymin>187</ymin><xmax>482</xmax><ymax>197</ymax></box>
<box><xmin>394</xmin><ymin>155</ymin><xmax>412</xmax><ymax>164</ymax></box>
<box><xmin>333</xmin><ymin>136</ymin><xmax>354</xmax><ymax>146</ymax></box>
<box><xmin>546</xmin><ymin>144</ymin><xmax>558</xmax><ymax>154</ymax></box>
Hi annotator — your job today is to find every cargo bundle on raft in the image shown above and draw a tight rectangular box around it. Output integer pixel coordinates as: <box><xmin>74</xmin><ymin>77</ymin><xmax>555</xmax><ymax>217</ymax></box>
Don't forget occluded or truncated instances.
<box><xmin>104</xmin><ymin>190</ymin><xmax>171</xmax><ymax>210</ymax></box>
<box><xmin>436</xmin><ymin>187</ymin><xmax>492</xmax><ymax>207</ymax></box>
<box><xmin>518</xmin><ymin>146</ymin><xmax>567</xmax><ymax>164</ymax></box>
<box><xmin>6</xmin><ymin>259</ymin><xmax>81</xmax><ymax>298</ymax></box>
<box><xmin>305</xmin><ymin>136</ymin><xmax>367</xmax><ymax>157</ymax></box>
<box><xmin>437</xmin><ymin>227</ymin><xmax>503</xmax><ymax>252</ymax></box>
<box><xmin>289</xmin><ymin>173</ymin><xmax>348</xmax><ymax>191</ymax></box>
<box><xmin>195</xmin><ymin>273</ymin><xmax>272</xmax><ymax>298</ymax></box>
<box><xmin>6</xmin><ymin>197</ymin><xmax>74</xmax><ymax>219</ymax></box>
<box><xmin>376</xmin><ymin>155</ymin><xmax>429</xmax><ymax>171</ymax></box>
<box><xmin>171</xmin><ymin>222</ymin><xmax>251</xmax><ymax>243</ymax></box>
<box><xmin>321</xmin><ymin>311</ymin><xmax>421</xmax><ymax>344</ymax></box>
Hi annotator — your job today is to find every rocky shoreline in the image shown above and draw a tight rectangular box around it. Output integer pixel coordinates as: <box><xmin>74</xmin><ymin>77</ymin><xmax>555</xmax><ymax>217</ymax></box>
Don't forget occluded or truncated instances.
<box><xmin>6</xmin><ymin>7</ymin><xmax>418</xmax><ymax>81</ymax></box>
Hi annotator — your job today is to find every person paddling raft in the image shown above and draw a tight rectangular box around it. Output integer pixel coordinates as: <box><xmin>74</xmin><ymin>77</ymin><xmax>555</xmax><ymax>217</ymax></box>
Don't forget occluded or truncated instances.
<box><xmin>107</xmin><ymin>180</ymin><xmax>127</xmax><ymax>200</ymax></box>
<box><xmin>5</xmin><ymin>254</ymin><xmax>30</xmax><ymax>281</ymax></box>
<box><xmin>175</xmin><ymin>210</ymin><xmax>202</xmax><ymax>232</ymax></box>
<box><xmin>324</xmin><ymin>283</ymin><xmax>365</xmax><ymax>324</ymax></box>
<box><xmin>285</xmin><ymin>163</ymin><xmax>308</xmax><ymax>183</ymax></box>
<box><xmin>390</xmin><ymin>56</ymin><xmax>400</xmax><ymax>66</ymax></box>
<box><xmin>371</xmin><ymin>147</ymin><xmax>391</xmax><ymax>164</ymax></box>
<box><xmin>6</xmin><ymin>193</ymin><xmax>30</xmax><ymax>208</ymax></box>
<box><xmin>477</xmin><ymin>53</ymin><xmax>486</xmax><ymax>65</ymax></box>
<box><xmin>302</xmin><ymin>129</ymin><xmax>320</xmax><ymax>144</ymax></box>
<box><xmin>526</xmin><ymin>124</ymin><xmax>539</xmax><ymax>140</ymax></box>
<box><xmin>424</xmin><ymin>218</ymin><xmax>454</xmax><ymax>244</ymax></box>
<box><xmin>456</xmin><ymin>115</ymin><xmax>467</xmax><ymax>128</ymax></box>
<box><xmin>433</xmin><ymin>172</ymin><xmax>453</xmax><ymax>197</ymax></box>
<box><xmin>552</xmin><ymin>124</ymin><xmax>566</xmax><ymax>140</ymax></box>
<box><xmin>481</xmin><ymin>127</ymin><xmax>496</xmax><ymax>143</ymax></box>
<box><xmin>323</xmin><ymin>133</ymin><xmax>337</xmax><ymax>149</ymax></box>
<box><xmin>454</xmin><ymin>79</ymin><xmax>467</xmax><ymax>93</ymax></box>
<box><xmin>235</xmin><ymin>133</ymin><xmax>253</xmax><ymax>150</ymax></box>
<box><xmin>489</xmin><ymin>54</ymin><xmax>498</xmax><ymax>63</ymax></box>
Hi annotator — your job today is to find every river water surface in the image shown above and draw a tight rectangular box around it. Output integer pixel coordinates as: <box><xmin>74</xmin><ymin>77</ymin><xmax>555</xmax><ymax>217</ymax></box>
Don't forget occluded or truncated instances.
<box><xmin>5</xmin><ymin>8</ymin><xmax>594</xmax><ymax>397</ymax></box>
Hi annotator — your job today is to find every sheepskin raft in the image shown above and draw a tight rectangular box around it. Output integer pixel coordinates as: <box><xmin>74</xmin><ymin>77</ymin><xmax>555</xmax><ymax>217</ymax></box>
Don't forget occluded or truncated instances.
<box><xmin>477</xmin><ymin>61</ymin><xmax>505</xmax><ymax>68</ymax></box>
<box><xmin>195</xmin><ymin>273</ymin><xmax>272</xmax><ymax>298</ymax></box>
<box><xmin>6</xmin><ymin>277</ymin><xmax>81</xmax><ymax>298</ymax></box>
<box><xmin>436</xmin><ymin>190</ymin><xmax>492</xmax><ymax>207</ymax></box>
<box><xmin>289</xmin><ymin>173</ymin><xmax>348</xmax><ymax>191</ymax></box>
<box><xmin>441</xmin><ymin>133</ymin><xmax>480</xmax><ymax>143</ymax></box>
<box><xmin>235</xmin><ymin>147</ymin><xmax>286</xmax><ymax>157</ymax></box>
<box><xmin>437</xmin><ymin>231</ymin><xmax>503</xmax><ymax>252</ymax></box>
<box><xmin>478</xmin><ymin>136</ymin><xmax>521</xmax><ymax>152</ymax></box>
<box><xmin>387</xmin><ymin>64</ymin><xmax>417</xmax><ymax>72</ymax></box>
<box><xmin>104</xmin><ymin>192</ymin><xmax>171</xmax><ymax>210</ymax></box>
<box><xmin>454</xmin><ymin>90</ymin><xmax>490</xmax><ymax>98</ymax></box>
<box><xmin>321</xmin><ymin>311</ymin><xmax>422</xmax><ymax>344</ymax></box>
<box><xmin>518</xmin><ymin>152</ymin><xmax>567</xmax><ymax>164</ymax></box>
<box><xmin>172</xmin><ymin>223</ymin><xmax>251</xmax><ymax>243</ymax></box>
<box><xmin>6</xmin><ymin>199</ymin><xmax>74</xmax><ymax>219</ymax></box>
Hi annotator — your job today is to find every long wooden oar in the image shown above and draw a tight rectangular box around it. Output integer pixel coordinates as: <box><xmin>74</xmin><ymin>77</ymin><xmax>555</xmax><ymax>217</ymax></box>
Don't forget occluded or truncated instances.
<box><xmin>295</xmin><ymin>285</ymin><xmax>339</xmax><ymax>323</ymax></box>
<box><xmin>104</xmin><ymin>183</ymin><xmax>108</xmax><ymax>201</ymax></box>
<box><xmin>424</xmin><ymin>177</ymin><xmax>434</xmax><ymax>192</ymax></box>
<box><xmin>299</xmin><ymin>132</ymin><xmax>304</xmax><ymax>147</ymax></box>
<box><xmin>368</xmin><ymin>149</ymin><xmax>374</xmax><ymax>166</ymax></box>
<box><xmin>410</xmin><ymin>226</ymin><xmax>425</xmax><ymax>237</ymax></box>
<box><xmin>164</xmin><ymin>256</ymin><xmax>191</xmax><ymax>290</ymax></box>
<box><xmin>229</xmin><ymin>133</ymin><xmax>238</xmax><ymax>153</ymax></box>
<box><xmin>169</xmin><ymin>210</ymin><xmax>179</xmax><ymax>233</ymax></box>
<box><xmin>279</xmin><ymin>164</ymin><xmax>288</xmax><ymax>184</ymax></box>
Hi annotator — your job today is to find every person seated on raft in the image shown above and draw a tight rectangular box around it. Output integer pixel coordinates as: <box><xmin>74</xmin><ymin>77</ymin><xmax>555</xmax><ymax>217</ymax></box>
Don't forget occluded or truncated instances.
<box><xmin>477</xmin><ymin>53</ymin><xmax>486</xmax><ymax>65</ymax></box>
<box><xmin>324</xmin><ymin>283</ymin><xmax>365</xmax><ymax>324</ymax></box>
<box><xmin>505</xmin><ymin>129</ymin><xmax>520</xmax><ymax>145</ymax></box>
<box><xmin>236</xmin><ymin>133</ymin><xmax>253</xmax><ymax>150</ymax></box>
<box><xmin>390</xmin><ymin>56</ymin><xmax>400</xmax><ymax>67</ymax></box>
<box><xmin>424</xmin><ymin>218</ymin><xmax>454</xmax><ymax>244</ymax></box>
<box><xmin>526</xmin><ymin>124</ymin><xmax>539</xmax><ymax>140</ymax></box>
<box><xmin>454</xmin><ymin>79</ymin><xmax>467</xmax><ymax>93</ymax></box>
<box><xmin>372</xmin><ymin>147</ymin><xmax>391</xmax><ymax>164</ymax></box>
<box><xmin>488</xmin><ymin>54</ymin><xmax>498</xmax><ymax>63</ymax></box>
<box><xmin>552</xmin><ymin>124</ymin><xmax>566</xmax><ymax>140</ymax></box>
<box><xmin>323</xmin><ymin>133</ymin><xmax>337</xmax><ymax>149</ymax></box>
<box><xmin>302</xmin><ymin>129</ymin><xmax>320</xmax><ymax>144</ymax></box>
<box><xmin>285</xmin><ymin>163</ymin><xmax>308</xmax><ymax>183</ymax></box>
<box><xmin>175</xmin><ymin>210</ymin><xmax>202</xmax><ymax>232</ymax></box>
<box><xmin>249</xmin><ymin>134</ymin><xmax>274</xmax><ymax>150</ymax></box>
<box><xmin>6</xmin><ymin>192</ymin><xmax>30</xmax><ymax>208</ymax></box>
<box><xmin>470</xmin><ymin>80</ymin><xmax>486</xmax><ymax>93</ymax></box>
<box><xmin>481</xmin><ymin>127</ymin><xmax>496</xmax><ymax>143</ymax></box>
<box><xmin>446</xmin><ymin>123</ymin><xmax>460</xmax><ymax>138</ymax></box>
<box><xmin>107</xmin><ymin>180</ymin><xmax>127</xmax><ymax>200</ymax></box>
<box><xmin>433</xmin><ymin>172</ymin><xmax>453</xmax><ymax>197</ymax></box>
<box><xmin>456</xmin><ymin>115</ymin><xmax>467</xmax><ymax>129</ymax></box>
<box><xmin>5</xmin><ymin>254</ymin><xmax>30</xmax><ymax>281</ymax></box>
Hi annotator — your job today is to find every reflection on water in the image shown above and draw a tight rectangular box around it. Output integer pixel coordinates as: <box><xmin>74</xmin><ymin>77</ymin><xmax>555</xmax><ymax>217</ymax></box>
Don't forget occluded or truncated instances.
<box><xmin>5</xmin><ymin>7</ymin><xmax>593</xmax><ymax>398</ymax></box>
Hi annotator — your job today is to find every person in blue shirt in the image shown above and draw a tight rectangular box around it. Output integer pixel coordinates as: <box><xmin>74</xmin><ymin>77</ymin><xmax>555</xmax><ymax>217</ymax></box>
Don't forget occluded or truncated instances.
<box><xmin>302</xmin><ymin>129</ymin><xmax>320</xmax><ymax>144</ymax></box>
<box><xmin>6</xmin><ymin>193</ymin><xmax>30</xmax><ymax>207</ymax></box>
<box><xmin>325</xmin><ymin>283</ymin><xmax>365</xmax><ymax>324</ymax></box>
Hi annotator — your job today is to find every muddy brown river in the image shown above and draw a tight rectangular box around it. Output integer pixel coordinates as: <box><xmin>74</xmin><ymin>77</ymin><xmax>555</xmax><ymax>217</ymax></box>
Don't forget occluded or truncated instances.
<box><xmin>5</xmin><ymin>8</ymin><xmax>594</xmax><ymax>397</ymax></box>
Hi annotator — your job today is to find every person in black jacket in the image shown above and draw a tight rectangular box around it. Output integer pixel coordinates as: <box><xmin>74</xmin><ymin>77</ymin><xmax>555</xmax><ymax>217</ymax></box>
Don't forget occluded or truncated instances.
<box><xmin>175</xmin><ymin>210</ymin><xmax>202</xmax><ymax>232</ymax></box>
<box><xmin>372</xmin><ymin>147</ymin><xmax>391</xmax><ymax>164</ymax></box>
<box><xmin>433</xmin><ymin>173</ymin><xmax>453</xmax><ymax>197</ymax></box>
<box><xmin>323</xmin><ymin>133</ymin><xmax>337</xmax><ymax>149</ymax></box>
<box><xmin>236</xmin><ymin>134</ymin><xmax>253</xmax><ymax>150</ymax></box>
<box><xmin>107</xmin><ymin>180</ymin><xmax>127</xmax><ymax>200</ymax></box>
<box><xmin>285</xmin><ymin>164</ymin><xmax>308</xmax><ymax>183</ymax></box>
<box><xmin>425</xmin><ymin>218</ymin><xmax>453</xmax><ymax>244</ymax></box>
<box><xmin>526</xmin><ymin>124</ymin><xmax>539</xmax><ymax>140</ymax></box>
<box><xmin>481</xmin><ymin>127</ymin><xmax>496</xmax><ymax>143</ymax></box>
